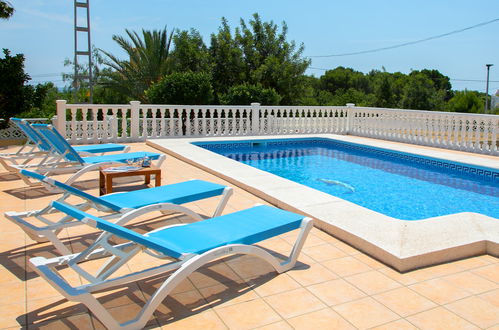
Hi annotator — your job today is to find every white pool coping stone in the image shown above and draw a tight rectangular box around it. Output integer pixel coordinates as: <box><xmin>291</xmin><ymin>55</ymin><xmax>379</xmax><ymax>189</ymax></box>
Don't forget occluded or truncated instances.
<box><xmin>148</xmin><ymin>134</ymin><xmax>499</xmax><ymax>272</ymax></box>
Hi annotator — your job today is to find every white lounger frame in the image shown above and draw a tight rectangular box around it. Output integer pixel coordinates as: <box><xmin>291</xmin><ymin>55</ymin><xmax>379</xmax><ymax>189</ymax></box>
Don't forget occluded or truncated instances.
<box><xmin>29</xmin><ymin>204</ymin><xmax>313</xmax><ymax>329</ymax></box>
<box><xmin>5</xmin><ymin>185</ymin><xmax>233</xmax><ymax>255</ymax></box>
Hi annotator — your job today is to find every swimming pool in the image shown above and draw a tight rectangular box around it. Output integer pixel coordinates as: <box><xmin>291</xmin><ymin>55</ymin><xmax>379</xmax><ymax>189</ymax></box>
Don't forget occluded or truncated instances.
<box><xmin>195</xmin><ymin>138</ymin><xmax>499</xmax><ymax>220</ymax></box>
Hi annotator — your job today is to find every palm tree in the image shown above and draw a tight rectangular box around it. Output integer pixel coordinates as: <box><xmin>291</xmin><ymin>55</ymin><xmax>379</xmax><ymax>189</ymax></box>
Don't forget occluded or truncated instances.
<box><xmin>99</xmin><ymin>28</ymin><xmax>173</xmax><ymax>101</ymax></box>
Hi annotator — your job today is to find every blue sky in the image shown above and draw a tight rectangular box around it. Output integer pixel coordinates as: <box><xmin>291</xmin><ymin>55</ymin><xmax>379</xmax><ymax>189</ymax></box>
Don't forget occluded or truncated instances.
<box><xmin>1</xmin><ymin>0</ymin><xmax>498</xmax><ymax>92</ymax></box>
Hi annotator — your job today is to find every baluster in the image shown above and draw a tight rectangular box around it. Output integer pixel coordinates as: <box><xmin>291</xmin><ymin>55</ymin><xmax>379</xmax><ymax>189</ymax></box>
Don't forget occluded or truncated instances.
<box><xmin>317</xmin><ymin>109</ymin><xmax>323</xmax><ymax>133</ymax></box>
<box><xmin>223</xmin><ymin>108</ymin><xmax>230</xmax><ymax>136</ymax></box>
<box><xmin>310</xmin><ymin>108</ymin><xmax>315</xmax><ymax>133</ymax></box>
<box><xmin>139</xmin><ymin>108</ymin><xmax>145</xmax><ymax>139</ymax></box>
<box><xmin>192</xmin><ymin>108</ymin><xmax>199</xmax><ymax>137</ymax></box>
<box><xmin>461</xmin><ymin>117</ymin><xmax>469</xmax><ymax>150</ymax></box>
<box><xmin>213</xmin><ymin>109</ymin><xmax>219</xmax><ymax>136</ymax></box>
<box><xmin>483</xmin><ymin>118</ymin><xmax>490</xmax><ymax>152</ymax></box>
<box><xmin>282</xmin><ymin>109</ymin><xmax>288</xmax><ymax>133</ymax></box>
<box><xmin>243</xmin><ymin>109</ymin><xmax>249</xmax><ymax>135</ymax></box>
<box><xmin>207</xmin><ymin>109</ymin><xmax>213</xmax><ymax>136</ymax></box>
<box><xmin>447</xmin><ymin>115</ymin><xmax>455</xmax><ymax>149</ymax></box>
<box><xmin>233</xmin><ymin>109</ymin><xmax>238</xmax><ymax>135</ymax></box>
<box><xmin>300</xmin><ymin>109</ymin><xmax>306</xmax><ymax>133</ymax></box>
<box><xmin>149</xmin><ymin>108</ymin><xmax>157</xmax><ymax>138</ymax></box>
<box><xmin>491</xmin><ymin>117</ymin><xmax>498</xmax><ymax>153</ymax></box>
<box><xmin>174</xmin><ymin>109</ymin><xmax>181</xmax><ymax>137</ymax></box>
<box><xmin>158</xmin><ymin>108</ymin><xmax>165</xmax><ymax>137</ymax></box>
<box><xmin>120</xmin><ymin>108</ymin><xmax>127</xmax><ymax>139</ymax></box>
<box><xmin>330</xmin><ymin>109</ymin><xmax>336</xmax><ymax>133</ymax></box>
<box><xmin>108</xmin><ymin>108</ymin><xmax>117</xmax><ymax>141</ymax></box>
<box><xmin>81</xmin><ymin>108</ymin><xmax>88</xmax><ymax>142</ymax></box>
<box><xmin>91</xmin><ymin>108</ymin><xmax>98</xmax><ymax>142</ymax></box>
<box><xmin>70</xmin><ymin>108</ymin><xmax>77</xmax><ymax>143</ymax></box>
<box><xmin>472</xmin><ymin>119</ymin><xmax>479</xmax><ymax>152</ymax></box>
<box><xmin>201</xmin><ymin>108</ymin><xmax>207</xmax><ymax>136</ymax></box>
<box><xmin>165</xmin><ymin>108</ymin><xmax>172</xmax><ymax>137</ymax></box>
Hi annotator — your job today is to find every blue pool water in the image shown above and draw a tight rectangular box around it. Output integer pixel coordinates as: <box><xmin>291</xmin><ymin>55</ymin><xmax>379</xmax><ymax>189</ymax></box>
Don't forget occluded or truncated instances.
<box><xmin>195</xmin><ymin>138</ymin><xmax>499</xmax><ymax>220</ymax></box>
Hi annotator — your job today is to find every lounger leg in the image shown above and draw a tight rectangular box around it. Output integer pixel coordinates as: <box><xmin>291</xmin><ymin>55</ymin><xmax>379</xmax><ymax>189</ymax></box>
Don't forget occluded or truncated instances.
<box><xmin>212</xmin><ymin>187</ymin><xmax>233</xmax><ymax>217</ymax></box>
<box><xmin>129</xmin><ymin>235</ymin><xmax>313</xmax><ymax>329</ymax></box>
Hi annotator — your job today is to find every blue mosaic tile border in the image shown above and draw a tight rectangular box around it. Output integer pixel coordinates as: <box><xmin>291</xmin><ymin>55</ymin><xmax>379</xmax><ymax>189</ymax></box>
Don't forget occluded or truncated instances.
<box><xmin>195</xmin><ymin>138</ymin><xmax>499</xmax><ymax>181</ymax></box>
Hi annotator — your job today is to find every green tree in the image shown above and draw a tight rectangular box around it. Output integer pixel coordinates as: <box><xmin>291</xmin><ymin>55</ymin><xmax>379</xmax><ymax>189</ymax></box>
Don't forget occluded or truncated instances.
<box><xmin>0</xmin><ymin>1</ymin><xmax>14</xmax><ymax>19</ymax></box>
<box><xmin>209</xmin><ymin>18</ymin><xmax>245</xmax><ymax>96</ymax></box>
<box><xmin>0</xmin><ymin>49</ymin><xmax>31</xmax><ymax>128</ymax></box>
<box><xmin>146</xmin><ymin>72</ymin><xmax>213</xmax><ymax>104</ymax></box>
<box><xmin>320</xmin><ymin>67</ymin><xmax>370</xmax><ymax>95</ymax></box>
<box><xmin>233</xmin><ymin>13</ymin><xmax>310</xmax><ymax>104</ymax></box>
<box><xmin>399</xmin><ymin>72</ymin><xmax>446</xmax><ymax>110</ymax></box>
<box><xmin>220</xmin><ymin>83</ymin><xmax>281</xmax><ymax>105</ymax></box>
<box><xmin>99</xmin><ymin>28</ymin><xmax>174</xmax><ymax>101</ymax></box>
<box><xmin>446</xmin><ymin>90</ymin><xmax>483</xmax><ymax>113</ymax></box>
<box><xmin>417</xmin><ymin>69</ymin><xmax>453</xmax><ymax>101</ymax></box>
<box><xmin>18</xmin><ymin>82</ymin><xmax>60</xmax><ymax>118</ymax></box>
<box><xmin>170</xmin><ymin>29</ymin><xmax>211</xmax><ymax>73</ymax></box>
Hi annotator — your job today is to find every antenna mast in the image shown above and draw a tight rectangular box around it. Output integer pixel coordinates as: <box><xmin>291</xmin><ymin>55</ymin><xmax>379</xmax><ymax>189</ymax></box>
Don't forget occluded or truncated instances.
<box><xmin>73</xmin><ymin>0</ymin><xmax>93</xmax><ymax>103</ymax></box>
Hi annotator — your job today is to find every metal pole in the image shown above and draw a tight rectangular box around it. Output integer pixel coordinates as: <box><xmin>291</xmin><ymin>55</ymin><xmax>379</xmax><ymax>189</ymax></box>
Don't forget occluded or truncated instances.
<box><xmin>73</xmin><ymin>0</ymin><xmax>78</xmax><ymax>102</ymax></box>
<box><xmin>87</xmin><ymin>0</ymin><xmax>93</xmax><ymax>104</ymax></box>
<box><xmin>485</xmin><ymin>64</ymin><xmax>493</xmax><ymax>113</ymax></box>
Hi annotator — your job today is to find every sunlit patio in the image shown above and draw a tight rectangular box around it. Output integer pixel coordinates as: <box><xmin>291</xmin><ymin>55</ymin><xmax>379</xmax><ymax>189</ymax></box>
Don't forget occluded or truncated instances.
<box><xmin>0</xmin><ymin>141</ymin><xmax>498</xmax><ymax>329</ymax></box>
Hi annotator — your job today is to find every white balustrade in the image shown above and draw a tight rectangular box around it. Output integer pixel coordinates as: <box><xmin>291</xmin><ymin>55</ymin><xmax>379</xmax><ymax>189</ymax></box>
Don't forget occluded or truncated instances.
<box><xmin>51</xmin><ymin>100</ymin><xmax>498</xmax><ymax>155</ymax></box>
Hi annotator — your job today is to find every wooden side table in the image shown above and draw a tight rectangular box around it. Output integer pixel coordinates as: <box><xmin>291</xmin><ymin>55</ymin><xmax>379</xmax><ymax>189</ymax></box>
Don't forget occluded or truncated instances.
<box><xmin>99</xmin><ymin>165</ymin><xmax>161</xmax><ymax>195</ymax></box>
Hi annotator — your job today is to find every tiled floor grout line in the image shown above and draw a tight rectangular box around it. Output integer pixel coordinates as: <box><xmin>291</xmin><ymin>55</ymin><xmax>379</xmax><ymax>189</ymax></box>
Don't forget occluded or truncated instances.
<box><xmin>208</xmin><ymin>258</ymin><xmax>267</xmax><ymax>330</ymax></box>
<box><xmin>299</xmin><ymin>285</ymin><xmax>363</xmax><ymax>329</ymax></box>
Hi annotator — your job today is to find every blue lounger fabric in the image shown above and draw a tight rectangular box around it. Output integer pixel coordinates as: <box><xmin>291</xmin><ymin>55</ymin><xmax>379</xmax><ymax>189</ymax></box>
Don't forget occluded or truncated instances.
<box><xmin>100</xmin><ymin>180</ymin><xmax>226</xmax><ymax>209</ymax></box>
<box><xmin>73</xmin><ymin>144</ymin><xmax>126</xmax><ymax>154</ymax></box>
<box><xmin>82</xmin><ymin>151</ymin><xmax>160</xmax><ymax>164</ymax></box>
<box><xmin>52</xmin><ymin>202</ymin><xmax>305</xmax><ymax>260</ymax></box>
<box><xmin>147</xmin><ymin>205</ymin><xmax>305</xmax><ymax>256</ymax></box>
<box><xmin>11</xmin><ymin>118</ymin><xmax>52</xmax><ymax>151</ymax></box>
<box><xmin>52</xmin><ymin>201</ymin><xmax>180</xmax><ymax>257</ymax></box>
<box><xmin>33</xmin><ymin>124</ymin><xmax>146</xmax><ymax>163</ymax></box>
<box><xmin>20</xmin><ymin>169</ymin><xmax>226</xmax><ymax>212</ymax></box>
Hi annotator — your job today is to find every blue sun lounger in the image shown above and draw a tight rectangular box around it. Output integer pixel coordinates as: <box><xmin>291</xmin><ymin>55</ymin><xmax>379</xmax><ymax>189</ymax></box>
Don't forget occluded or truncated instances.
<box><xmin>11</xmin><ymin>118</ymin><xmax>129</xmax><ymax>155</ymax></box>
<box><xmin>0</xmin><ymin>118</ymin><xmax>129</xmax><ymax>171</ymax></box>
<box><xmin>29</xmin><ymin>201</ymin><xmax>313</xmax><ymax>329</ymax></box>
<box><xmin>5</xmin><ymin>169</ymin><xmax>232</xmax><ymax>255</ymax></box>
<box><xmin>11</xmin><ymin>124</ymin><xmax>165</xmax><ymax>187</ymax></box>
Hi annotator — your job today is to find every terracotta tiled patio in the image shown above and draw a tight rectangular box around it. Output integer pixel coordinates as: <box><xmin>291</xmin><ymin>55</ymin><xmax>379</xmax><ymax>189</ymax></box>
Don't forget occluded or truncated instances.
<box><xmin>0</xmin><ymin>142</ymin><xmax>498</xmax><ymax>329</ymax></box>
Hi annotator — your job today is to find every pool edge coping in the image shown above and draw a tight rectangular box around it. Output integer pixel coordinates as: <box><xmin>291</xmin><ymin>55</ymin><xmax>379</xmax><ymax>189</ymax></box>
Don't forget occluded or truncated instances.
<box><xmin>147</xmin><ymin>134</ymin><xmax>499</xmax><ymax>272</ymax></box>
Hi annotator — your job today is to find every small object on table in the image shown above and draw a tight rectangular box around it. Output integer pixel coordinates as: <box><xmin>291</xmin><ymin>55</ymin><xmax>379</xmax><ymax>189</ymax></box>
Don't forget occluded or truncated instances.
<box><xmin>99</xmin><ymin>164</ymin><xmax>161</xmax><ymax>195</ymax></box>
<box><xmin>142</xmin><ymin>156</ymin><xmax>151</xmax><ymax>167</ymax></box>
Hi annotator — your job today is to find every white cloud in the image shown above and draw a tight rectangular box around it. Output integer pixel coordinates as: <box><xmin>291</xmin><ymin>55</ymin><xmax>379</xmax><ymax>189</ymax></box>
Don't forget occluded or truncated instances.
<box><xmin>16</xmin><ymin>5</ymin><xmax>72</xmax><ymax>24</ymax></box>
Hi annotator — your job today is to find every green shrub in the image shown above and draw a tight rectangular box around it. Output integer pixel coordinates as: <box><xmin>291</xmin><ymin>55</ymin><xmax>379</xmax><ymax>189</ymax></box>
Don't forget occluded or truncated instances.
<box><xmin>146</xmin><ymin>72</ymin><xmax>213</xmax><ymax>104</ymax></box>
<box><xmin>220</xmin><ymin>83</ymin><xmax>281</xmax><ymax>105</ymax></box>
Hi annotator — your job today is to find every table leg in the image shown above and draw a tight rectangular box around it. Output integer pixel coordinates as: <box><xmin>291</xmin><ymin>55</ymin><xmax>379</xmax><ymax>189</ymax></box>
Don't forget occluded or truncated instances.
<box><xmin>155</xmin><ymin>171</ymin><xmax>161</xmax><ymax>187</ymax></box>
<box><xmin>145</xmin><ymin>174</ymin><xmax>151</xmax><ymax>185</ymax></box>
<box><xmin>99</xmin><ymin>171</ymin><xmax>104</xmax><ymax>196</ymax></box>
<box><xmin>106</xmin><ymin>175</ymin><xmax>113</xmax><ymax>194</ymax></box>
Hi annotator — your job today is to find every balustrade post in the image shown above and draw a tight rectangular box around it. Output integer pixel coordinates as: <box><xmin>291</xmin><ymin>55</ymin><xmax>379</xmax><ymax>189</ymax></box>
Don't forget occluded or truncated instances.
<box><xmin>130</xmin><ymin>101</ymin><xmax>141</xmax><ymax>141</ymax></box>
<box><xmin>345</xmin><ymin>103</ymin><xmax>355</xmax><ymax>134</ymax></box>
<box><xmin>251</xmin><ymin>102</ymin><xmax>261</xmax><ymax>135</ymax></box>
<box><xmin>55</xmin><ymin>100</ymin><xmax>67</xmax><ymax>137</ymax></box>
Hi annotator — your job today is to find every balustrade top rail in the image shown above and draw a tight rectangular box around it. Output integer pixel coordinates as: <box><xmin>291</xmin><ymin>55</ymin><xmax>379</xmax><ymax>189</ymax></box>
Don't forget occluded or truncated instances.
<box><xmin>13</xmin><ymin>100</ymin><xmax>488</xmax><ymax>156</ymax></box>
